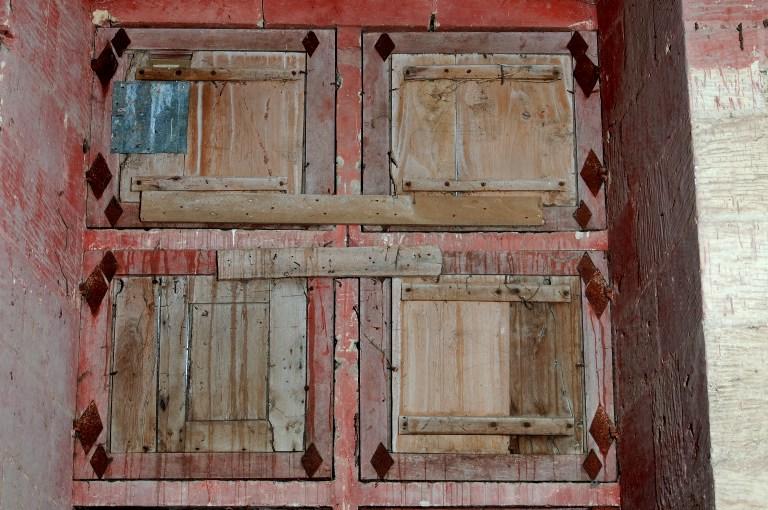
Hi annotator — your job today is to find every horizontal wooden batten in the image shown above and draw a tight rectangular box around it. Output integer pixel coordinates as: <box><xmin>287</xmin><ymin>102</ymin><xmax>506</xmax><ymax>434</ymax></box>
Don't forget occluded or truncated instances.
<box><xmin>135</xmin><ymin>67</ymin><xmax>302</xmax><ymax>81</ymax></box>
<box><xmin>140</xmin><ymin>192</ymin><xmax>544</xmax><ymax>226</ymax></box>
<box><xmin>403</xmin><ymin>178</ymin><xmax>565</xmax><ymax>192</ymax></box>
<box><xmin>403</xmin><ymin>64</ymin><xmax>562</xmax><ymax>82</ymax></box>
<box><xmin>218</xmin><ymin>247</ymin><xmax>442</xmax><ymax>279</ymax></box>
<box><xmin>185</xmin><ymin>420</ymin><xmax>273</xmax><ymax>452</ymax></box>
<box><xmin>401</xmin><ymin>280</ymin><xmax>572</xmax><ymax>302</ymax></box>
<box><xmin>132</xmin><ymin>176</ymin><xmax>289</xmax><ymax>192</ymax></box>
<box><xmin>399</xmin><ymin>416</ymin><xmax>575</xmax><ymax>436</ymax></box>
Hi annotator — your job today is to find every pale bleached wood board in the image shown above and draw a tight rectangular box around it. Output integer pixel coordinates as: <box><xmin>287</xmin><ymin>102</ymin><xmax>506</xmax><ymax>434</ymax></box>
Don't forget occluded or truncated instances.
<box><xmin>401</xmin><ymin>277</ymin><xmax>571</xmax><ymax>303</ymax></box>
<box><xmin>398</xmin><ymin>415</ymin><xmax>575</xmax><ymax>436</ymax></box>
<box><xmin>140</xmin><ymin>192</ymin><xmax>544</xmax><ymax>226</ymax></box>
<box><xmin>184</xmin><ymin>420</ymin><xmax>273</xmax><ymax>452</ymax></box>
<box><xmin>188</xmin><ymin>300</ymin><xmax>269</xmax><ymax>422</ymax></box>
<box><xmin>119</xmin><ymin>154</ymin><xmax>185</xmax><ymax>203</ymax></box>
<box><xmin>188</xmin><ymin>277</ymin><xmax>270</xmax><ymax>304</ymax></box>
<box><xmin>132</xmin><ymin>176</ymin><xmax>288</xmax><ymax>192</ymax></box>
<box><xmin>392</xmin><ymin>54</ymin><xmax>458</xmax><ymax>191</ymax></box>
<box><xmin>217</xmin><ymin>246</ymin><xmax>442</xmax><ymax>279</ymax></box>
<box><xmin>403</xmin><ymin>64</ymin><xmax>562</xmax><ymax>82</ymax></box>
<box><xmin>135</xmin><ymin>67</ymin><xmax>301</xmax><ymax>81</ymax></box>
<box><xmin>394</xmin><ymin>281</ymin><xmax>512</xmax><ymax>454</ymax></box>
<box><xmin>185</xmin><ymin>52</ymin><xmax>305</xmax><ymax>194</ymax></box>
<box><xmin>454</xmin><ymin>54</ymin><xmax>575</xmax><ymax>207</ymax></box>
<box><xmin>156</xmin><ymin>276</ymin><xmax>188</xmax><ymax>452</ymax></box>
<box><xmin>109</xmin><ymin>277</ymin><xmax>158</xmax><ymax>453</ymax></box>
<box><xmin>268</xmin><ymin>279</ymin><xmax>308</xmax><ymax>452</ymax></box>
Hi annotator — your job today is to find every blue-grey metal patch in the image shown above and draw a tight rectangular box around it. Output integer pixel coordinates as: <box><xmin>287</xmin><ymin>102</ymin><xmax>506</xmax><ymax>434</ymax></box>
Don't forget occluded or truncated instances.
<box><xmin>111</xmin><ymin>81</ymin><xmax>190</xmax><ymax>154</ymax></box>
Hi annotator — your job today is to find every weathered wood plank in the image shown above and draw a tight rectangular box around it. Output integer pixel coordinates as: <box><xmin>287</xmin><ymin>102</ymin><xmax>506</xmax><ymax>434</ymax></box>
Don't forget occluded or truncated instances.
<box><xmin>217</xmin><ymin>247</ymin><xmax>443</xmax><ymax>279</ymax></box>
<box><xmin>403</xmin><ymin>64</ymin><xmax>562</xmax><ymax>82</ymax></box>
<box><xmin>120</xmin><ymin>154</ymin><xmax>185</xmax><ymax>203</ymax></box>
<box><xmin>268</xmin><ymin>279</ymin><xmax>308</xmax><ymax>452</ymax></box>
<box><xmin>403</xmin><ymin>178</ymin><xmax>565</xmax><ymax>192</ymax></box>
<box><xmin>399</xmin><ymin>416</ymin><xmax>575</xmax><ymax>436</ymax></box>
<box><xmin>184</xmin><ymin>420</ymin><xmax>273</xmax><ymax>452</ymax></box>
<box><xmin>188</xmin><ymin>301</ymin><xmax>269</xmax><ymax>422</ymax></box>
<box><xmin>157</xmin><ymin>276</ymin><xmax>188</xmax><ymax>453</ymax></box>
<box><xmin>140</xmin><ymin>192</ymin><xmax>544</xmax><ymax>226</ymax></box>
<box><xmin>136</xmin><ymin>67</ymin><xmax>301</xmax><ymax>81</ymax></box>
<box><xmin>132</xmin><ymin>176</ymin><xmax>288</xmax><ymax>192</ymax></box>
<box><xmin>188</xmin><ymin>277</ymin><xmax>270</xmax><ymax>303</ymax></box>
<box><xmin>110</xmin><ymin>278</ymin><xmax>158</xmax><ymax>453</ymax></box>
<box><xmin>401</xmin><ymin>276</ymin><xmax>571</xmax><ymax>303</ymax></box>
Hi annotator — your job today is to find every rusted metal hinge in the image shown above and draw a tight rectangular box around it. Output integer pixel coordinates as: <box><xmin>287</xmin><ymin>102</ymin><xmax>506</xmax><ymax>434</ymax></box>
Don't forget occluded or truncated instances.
<box><xmin>374</xmin><ymin>33</ymin><xmax>396</xmax><ymax>61</ymax></box>
<box><xmin>580</xmin><ymin>149</ymin><xmax>607</xmax><ymax>196</ymax></box>
<box><xmin>589</xmin><ymin>404</ymin><xmax>617</xmax><ymax>456</ymax></box>
<box><xmin>568</xmin><ymin>31</ymin><xmax>600</xmax><ymax>97</ymax></box>
<box><xmin>300</xmin><ymin>442</ymin><xmax>323</xmax><ymax>477</ymax></box>
<box><xmin>91</xmin><ymin>28</ymin><xmax>131</xmax><ymax>86</ymax></box>
<box><xmin>85</xmin><ymin>153</ymin><xmax>112</xmax><ymax>199</ymax></box>
<box><xmin>79</xmin><ymin>251</ymin><xmax>118</xmax><ymax>314</ymax></box>
<box><xmin>302</xmin><ymin>31</ymin><xmax>320</xmax><ymax>57</ymax></box>
<box><xmin>577</xmin><ymin>253</ymin><xmax>611</xmax><ymax>318</ymax></box>
<box><xmin>370</xmin><ymin>442</ymin><xmax>394</xmax><ymax>479</ymax></box>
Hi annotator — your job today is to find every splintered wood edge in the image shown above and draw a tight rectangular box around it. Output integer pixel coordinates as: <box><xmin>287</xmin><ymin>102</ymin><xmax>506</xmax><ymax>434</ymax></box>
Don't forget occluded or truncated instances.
<box><xmin>399</xmin><ymin>416</ymin><xmax>576</xmax><ymax>436</ymax></box>
<box><xmin>139</xmin><ymin>192</ymin><xmax>544</xmax><ymax>226</ymax></box>
<box><xmin>217</xmin><ymin>246</ymin><xmax>444</xmax><ymax>279</ymax></box>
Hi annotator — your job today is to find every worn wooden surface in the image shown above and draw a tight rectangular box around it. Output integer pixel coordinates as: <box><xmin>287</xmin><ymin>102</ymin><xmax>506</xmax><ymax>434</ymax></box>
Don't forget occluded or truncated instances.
<box><xmin>135</xmin><ymin>66</ymin><xmax>301</xmax><ymax>81</ymax></box>
<box><xmin>132</xmin><ymin>176</ymin><xmax>288</xmax><ymax>192</ymax></box>
<box><xmin>140</xmin><ymin>192</ymin><xmax>544</xmax><ymax>226</ymax></box>
<box><xmin>218</xmin><ymin>247</ymin><xmax>442</xmax><ymax>279</ymax></box>
<box><xmin>401</xmin><ymin>276</ymin><xmax>572</xmax><ymax>302</ymax></box>
<box><xmin>399</xmin><ymin>416</ymin><xmax>575</xmax><ymax>436</ymax></box>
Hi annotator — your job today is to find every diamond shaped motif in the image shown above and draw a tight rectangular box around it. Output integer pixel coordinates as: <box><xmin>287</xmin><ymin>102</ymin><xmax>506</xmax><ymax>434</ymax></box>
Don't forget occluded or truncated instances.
<box><xmin>585</xmin><ymin>277</ymin><xmax>610</xmax><ymax>318</ymax></box>
<box><xmin>370</xmin><ymin>442</ymin><xmax>394</xmax><ymax>479</ymax></box>
<box><xmin>302</xmin><ymin>31</ymin><xmax>320</xmax><ymax>57</ymax></box>
<box><xmin>104</xmin><ymin>196</ymin><xmax>123</xmax><ymax>227</ymax></box>
<box><xmin>590</xmin><ymin>404</ymin><xmax>616</xmax><ymax>456</ymax></box>
<box><xmin>80</xmin><ymin>268</ymin><xmax>109</xmax><ymax>314</ymax></box>
<box><xmin>573</xmin><ymin>200</ymin><xmax>592</xmax><ymax>228</ymax></box>
<box><xmin>567</xmin><ymin>31</ymin><xmax>589</xmax><ymax>58</ymax></box>
<box><xmin>301</xmin><ymin>443</ymin><xmax>323</xmax><ymax>478</ymax></box>
<box><xmin>374</xmin><ymin>33</ymin><xmax>396</xmax><ymax>61</ymax></box>
<box><xmin>90</xmin><ymin>43</ymin><xmax>118</xmax><ymax>86</ymax></box>
<box><xmin>580</xmin><ymin>150</ymin><xmax>606</xmax><ymax>196</ymax></box>
<box><xmin>73</xmin><ymin>401</ymin><xmax>103</xmax><ymax>454</ymax></box>
<box><xmin>574</xmin><ymin>54</ymin><xmax>600</xmax><ymax>97</ymax></box>
<box><xmin>577</xmin><ymin>252</ymin><xmax>599</xmax><ymax>285</ymax></box>
<box><xmin>583</xmin><ymin>449</ymin><xmax>603</xmax><ymax>480</ymax></box>
<box><xmin>90</xmin><ymin>444</ymin><xmax>112</xmax><ymax>479</ymax></box>
<box><xmin>111</xmin><ymin>28</ymin><xmax>131</xmax><ymax>57</ymax></box>
<box><xmin>85</xmin><ymin>153</ymin><xmax>112</xmax><ymax>199</ymax></box>
<box><xmin>99</xmin><ymin>251</ymin><xmax>118</xmax><ymax>282</ymax></box>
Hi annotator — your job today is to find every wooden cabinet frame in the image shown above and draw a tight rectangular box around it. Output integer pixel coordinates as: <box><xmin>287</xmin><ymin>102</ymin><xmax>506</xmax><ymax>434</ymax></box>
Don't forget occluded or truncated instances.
<box><xmin>74</xmin><ymin>249</ymin><xmax>334</xmax><ymax>480</ymax></box>
<box><xmin>359</xmin><ymin>250</ymin><xmax>616</xmax><ymax>481</ymax></box>
<box><xmin>86</xmin><ymin>28</ymin><xmax>335</xmax><ymax>228</ymax></box>
<box><xmin>362</xmin><ymin>31</ymin><xmax>605</xmax><ymax>232</ymax></box>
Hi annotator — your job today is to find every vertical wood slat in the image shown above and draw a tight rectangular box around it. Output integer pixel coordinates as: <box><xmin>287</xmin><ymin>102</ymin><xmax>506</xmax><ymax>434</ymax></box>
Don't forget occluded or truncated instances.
<box><xmin>269</xmin><ymin>279</ymin><xmax>308</xmax><ymax>451</ymax></box>
<box><xmin>157</xmin><ymin>276</ymin><xmax>188</xmax><ymax>452</ymax></box>
<box><xmin>362</xmin><ymin>33</ymin><xmax>391</xmax><ymax>194</ymax></box>
<box><xmin>305</xmin><ymin>30</ymin><xmax>336</xmax><ymax>194</ymax></box>
<box><xmin>110</xmin><ymin>278</ymin><xmax>158</xmax><ymax>453</ymax></box>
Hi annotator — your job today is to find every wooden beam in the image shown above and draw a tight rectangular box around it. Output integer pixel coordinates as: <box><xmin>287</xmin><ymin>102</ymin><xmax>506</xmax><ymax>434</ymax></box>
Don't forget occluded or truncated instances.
<box><xmin>403</xmin><ymin>178</ymin><xmax>565</xmax><ymax>192</ymax></box>
<box><xmin>399</xmin><ymin>416</ymin><xmax>575</xmax><ymax>436</ymax></box>
<box><xmin>140</xmin><ymin>192</ymin><xmax>544</xmax><ymax>226</ymax></box>
<box><xmin>401</xmin><ymin>278</ymin><xmax>572</xmax><ymax>303</ymax></box>
<box><xmin>403</xmin><ymin>64</ymin><xmax>562</xmax><ymax>82</ymax></box>
<box><xmin>136</xmin><ymin>67</ymin><xmax>302</xmax><ymax>81</ymax></box>
<box><xmin>218</xmin><ymin>247</ymin><xmax>443</xmax><ymax>279</ymax></box>
<box><xmin>132</xmin><ymin>176</ymin><xmax>288</xmax><ymax>192</ymax></box>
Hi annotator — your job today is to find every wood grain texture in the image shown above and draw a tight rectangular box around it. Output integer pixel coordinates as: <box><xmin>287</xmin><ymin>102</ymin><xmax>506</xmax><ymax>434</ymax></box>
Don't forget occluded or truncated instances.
<box><xmin>157</xmin><ymin>277</ymin><xmax>188</xmax><ymax>452</ymax></box>
<box><xmin>184</xmin><ymin>420</ymin><xmax>272</xmax><ymax>452</ymax></box>
<box><xmin>401</xmin><ymin>276</ymin><xmax>571</xmax><ymax>302</ymax></box>
<box><xmin>110</xmin><ymin>278</ymin><xmax>158</xmax><ymax>453</ymax></box>
<box><xmin>217</xmin><ymin>247</ymin><xmax>442</xmax><ymax>279</ymax></box>
<box><xmin>132</xmin><ymin>176</ymin><xmax>288</xmax><ymax>192</ymax></box>
<box><xmin>403</xmin><ymin>64</ymin><xmax>562</xmax><ymax>82</ymax></box>
<box><xmin>135</xmin><ymin>67</ymin><xmax>302</xmax><ymax>81</ymax></box>
<box><xmin>403</xmin><ymin>178</ymin><xmax>564</xmax><ymax>192</ymax></box>
<box><xmin>268</xmin><ymin>279</ymin><xmax>308</xmax><ymax>452</ymax></box>
<box><xmin>399</xmin><ymin>416</ymin><xmax>575</xmax><ymax>436</ymax></box>
<box><xmin>140</xmin><ymin>192</ymin><xmax>544</xmax><ymax>226</ymax></box>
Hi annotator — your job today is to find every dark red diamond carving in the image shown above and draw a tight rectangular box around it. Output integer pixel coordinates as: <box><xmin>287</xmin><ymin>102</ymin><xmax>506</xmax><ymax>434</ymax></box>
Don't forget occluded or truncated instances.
<box><xmin>573</xmin><ymin>200</ymin><xmax>592</xmax><ymax>228</ymax></box>
<box><xmin>302</xmin><ymin>31</ymin><xmax>320</xmax><ymax>57</ymax></box>
<box><xmin>583</xmin><ymin>449</ymin><xmax>603</xmax><ymax>480</ymax></box>
<box><xmin>580</xmin><ymin>150</ymin><xmax>606</xmax><ymax>196</ymax></box>
<box><xmin>567</xmin><ymin>31</ymin><xmax>589</xmax><ymax>58</ymax></box>
<box><xmin>90</xmin><ymin>444</ymin><xmax>112</xmax><ymax>479</ymax></box>
<box><xmin>80</xmin><ymin>268</ymin><xmax>109</xmax><ymax>314</ymax></box>
<box><xmin>585</xmin><ymin>277</ymin><xmax>610</xmax><ymax>318</ymax></box>
<box><xmin>111</xmin><ymin>28</ymin><xmax>131</xmax><ymax>57</ymax></box>
<box><xmin>577</xmin><ymin>252</ymin><xmax>599</xmax><ymax>285</ymax></box>
<box><xmin>85</xmin><ymin>153</ymin><xmax>112</xmax><ymax>199</ymax></box>
<box><xmin>104</xmin><ymin>196</ymin><xmax>123</xmax><ymax>227</ymax></box>
<box><xmin>99</xmin><ymin>251</ymin><xmax>118</xmax><ymax>282</ymax></box>
<box><xmin>91</xmin><ymin>43</ymin><xmax>118</xmax><ymax>87</ymax></box>
<box><xmin>574</xmin><ymin>54</ymin><xmax>600</xmax><ymax>97</ymax></box>
<box><xmin>590</xmin><ymin>404</ymin><xmax>616</xmax><ymax>456</ymax></box>
<box><xmin>370</xmin><ymin>442</ymin><xmax>394</xmax><ymax>479</ymax></box>
<box><xmin>301</xmin><ymin>443</ymin><xmax>323</xmax><ymax>477</ymax></box>
<box><xmin>73</xmin><ymin>401</ymin><xmax>103</xmax><ymax>454</ymax></box>
<box><xmin>374</xmin><ymin>33</ymin><xmax>395</xmax><ymax>61</ymax></box>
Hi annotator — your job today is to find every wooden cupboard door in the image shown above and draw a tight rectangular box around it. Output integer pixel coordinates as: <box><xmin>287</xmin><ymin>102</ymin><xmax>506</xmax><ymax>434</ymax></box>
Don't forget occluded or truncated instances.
<box><xmin>109</xmin><ymin>276</ymin><xmax>308</xmax><ymax>454</ymax></box>
<box><xmin>393</xmin><ymin>276</ymin><xmax>585</xmax><ymax>455</ymax></box>
<box><xmin>391</xmin><ymin>54</ymin><xmax>575</xmax><ymax>206</ymax></box>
